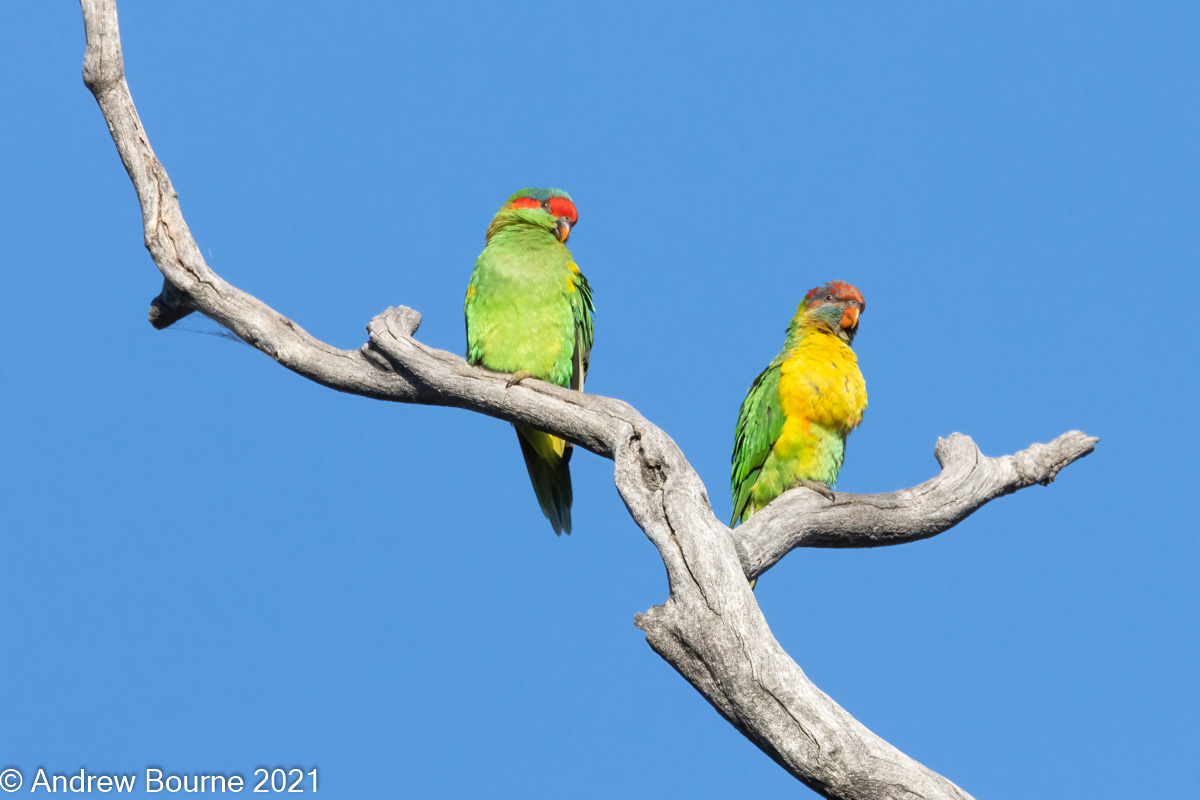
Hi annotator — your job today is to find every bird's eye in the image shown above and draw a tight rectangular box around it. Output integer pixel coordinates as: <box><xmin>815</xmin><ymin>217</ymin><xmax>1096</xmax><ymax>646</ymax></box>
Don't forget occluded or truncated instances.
<box><xmin>825</xmin><ymin>294</ymin><xmax>834</xmax><ymax>301</ymax></box>
<box><xmin>540</xmin><ymin>199</ymin><xmax>552</xmax><ymax>211</ymax></box>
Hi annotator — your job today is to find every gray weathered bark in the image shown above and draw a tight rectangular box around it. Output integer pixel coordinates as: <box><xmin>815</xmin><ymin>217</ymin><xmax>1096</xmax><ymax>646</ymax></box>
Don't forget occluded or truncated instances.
<box><xmin>79</xmin><ymin>2</ymin><xmax>1097</xmax><ymax>797</ymax></box>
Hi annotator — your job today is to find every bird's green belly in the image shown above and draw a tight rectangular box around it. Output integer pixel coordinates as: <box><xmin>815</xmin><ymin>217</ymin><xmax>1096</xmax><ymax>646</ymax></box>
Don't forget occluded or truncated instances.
<box><xmin>752</xmin><ymin>422</ymin><xmax>846</xmax><ymax>508</ymax></box>
<box><xmin>468</xmin><ymin>278</ymin><xmax>574</xmax><ymax>386</ymax></box>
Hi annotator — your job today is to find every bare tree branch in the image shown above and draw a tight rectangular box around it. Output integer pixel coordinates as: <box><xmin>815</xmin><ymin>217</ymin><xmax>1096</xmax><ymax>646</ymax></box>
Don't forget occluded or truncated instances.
<box><xmin>733</xmin><ymin>430</ymin><xmax>1098</xmax><ymax>577</ymax></box>
<box><xmin>79</xmin><ymin>2</ymin><xmax>1096</xmax><ymax>797</ymax></box>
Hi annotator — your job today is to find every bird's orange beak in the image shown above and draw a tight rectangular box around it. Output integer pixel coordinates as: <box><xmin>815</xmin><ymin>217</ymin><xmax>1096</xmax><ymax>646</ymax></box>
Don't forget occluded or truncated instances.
<box><xmin>840</xmin><ymin>305</ymin><xmax>860</xmax><ymax>330</ymax></box>
<box><xmin>554</xmin><ymin>217</ymin><xmax>572</xmax><ymax>244</ymax></box>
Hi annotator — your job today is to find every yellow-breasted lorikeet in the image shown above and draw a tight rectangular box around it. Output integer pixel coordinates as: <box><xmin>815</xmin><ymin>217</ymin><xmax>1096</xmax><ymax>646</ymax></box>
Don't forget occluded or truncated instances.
<box><xmin>464</xmin><ymin>188</ymin><xmax>594</xmax><ymax>535</ymax></box>
<box><xmin>731</xmin><ymin>281</ymin><xmax>867</xmax><ymax>527</ymax></box>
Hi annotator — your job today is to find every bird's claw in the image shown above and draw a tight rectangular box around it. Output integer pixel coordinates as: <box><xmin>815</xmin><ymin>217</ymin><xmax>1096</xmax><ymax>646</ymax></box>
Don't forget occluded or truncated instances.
<box><xmin>506</xmin><ymin>370</ymin><xmax>533</xmax><ymax>388</ymax></box>
<box><xmin>798</xmin><ymin>480</ymin><xmax>836</xmax><ymax>501</ymax></box>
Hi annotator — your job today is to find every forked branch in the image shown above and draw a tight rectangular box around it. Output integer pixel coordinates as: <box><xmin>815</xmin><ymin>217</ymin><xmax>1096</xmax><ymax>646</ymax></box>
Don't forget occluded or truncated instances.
<box><xmin>79</xmin><ymin>2</ymin><xmax>1096</xmax><ymax>797</ymax></box>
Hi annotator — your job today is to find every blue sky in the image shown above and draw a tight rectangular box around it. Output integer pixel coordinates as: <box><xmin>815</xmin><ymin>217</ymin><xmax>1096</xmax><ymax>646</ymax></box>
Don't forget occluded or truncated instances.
<box><xmin>1</xmin><ymin>2</ymin><xmax>1196</xmax><ymax>797</ymax></box>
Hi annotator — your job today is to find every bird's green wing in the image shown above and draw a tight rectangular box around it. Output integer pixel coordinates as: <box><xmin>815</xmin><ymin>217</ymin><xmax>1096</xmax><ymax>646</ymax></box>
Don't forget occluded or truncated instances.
<box><xmin>463</xmin><ymin>262</ymin><xmax>486</xmax><ymax>366</ymax></box>
<box><xmin>731</xmin><ymin>362</ymin><xmax>785</xmax><ymax>526</ymax></box>
<box><xmin>569</xmin><ymin>266</ymin><xmax>595</xmax><ymax>392</ymax></box>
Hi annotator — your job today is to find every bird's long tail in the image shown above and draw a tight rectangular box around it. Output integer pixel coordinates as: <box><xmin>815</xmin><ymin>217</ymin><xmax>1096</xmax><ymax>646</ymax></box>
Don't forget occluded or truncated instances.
<box><xmin>515</xmin><ymin>425</ymin><xmax>574</xmax><ymax>535</ymax></box>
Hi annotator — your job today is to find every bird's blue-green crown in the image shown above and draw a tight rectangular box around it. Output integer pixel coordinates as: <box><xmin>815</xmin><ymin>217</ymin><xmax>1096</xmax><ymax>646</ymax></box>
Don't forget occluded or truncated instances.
<box><xmin>505</xmin><ymin>187</ymin><xmax>573</xmax><ymax>205</ymax></box>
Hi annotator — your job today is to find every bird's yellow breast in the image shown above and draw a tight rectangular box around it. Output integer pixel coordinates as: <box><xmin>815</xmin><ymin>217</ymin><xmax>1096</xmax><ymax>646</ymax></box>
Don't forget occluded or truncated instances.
<box><xmin>777</xmin><ymin>333</ymin><xmax>866</xmax><ymax>440</ymax></box>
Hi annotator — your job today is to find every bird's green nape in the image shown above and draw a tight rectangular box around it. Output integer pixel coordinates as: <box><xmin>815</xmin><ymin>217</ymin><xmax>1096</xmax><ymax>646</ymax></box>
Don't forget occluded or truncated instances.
<box><xmin>485</xmin><ymin>188</ymin><xmax>580</xmax><ymax>247</ymax></box>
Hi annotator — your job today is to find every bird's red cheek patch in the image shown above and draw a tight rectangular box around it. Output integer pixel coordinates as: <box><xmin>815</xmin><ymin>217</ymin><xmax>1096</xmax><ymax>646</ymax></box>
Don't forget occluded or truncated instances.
<box><xmin>508</xmin><ymin>197</ymin><xmax>542</xmax><ymax>210</ymax></box>
<box><xmin>548</xmin><ymin>197</ymin><xmax>578</xmax><ymax>224</ymax></box>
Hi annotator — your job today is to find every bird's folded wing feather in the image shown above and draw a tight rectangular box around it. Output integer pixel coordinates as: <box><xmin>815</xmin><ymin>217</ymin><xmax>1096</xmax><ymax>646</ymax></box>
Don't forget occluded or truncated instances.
<box><xmin>569</xmin><ymin>265</ymin><xmax>595</xmax><ymax>391</ymax></box>
<box><xmin>731</xmin><ymin>362</ymin><xmax>785</xmax><ymax>525</ymax></box>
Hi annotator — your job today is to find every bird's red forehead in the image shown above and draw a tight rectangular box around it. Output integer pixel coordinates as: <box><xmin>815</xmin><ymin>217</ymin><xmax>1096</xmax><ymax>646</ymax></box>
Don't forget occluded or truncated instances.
<box><xmin>507</xmin><ymin>196</ymin><xmax>579</xmax><ymax>224</ymax></box>
<box><xmin>548</xmin><ymin>197</ymin><xmax>577</xmax><ymax>223</ymax></box>
<box><xmin>805</xmin><ymin>280</ymin><xmax>865</xmax><ymax>307</ymax></box>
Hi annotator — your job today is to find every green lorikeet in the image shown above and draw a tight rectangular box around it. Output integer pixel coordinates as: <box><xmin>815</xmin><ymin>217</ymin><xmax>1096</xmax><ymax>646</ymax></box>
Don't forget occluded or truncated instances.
<box><xmin>731</xmin><ymin>281</ymin><xmax>867</xmax><ymax>527</ymax></box>
<box><xmin>464</xmin><ymin>188</ymin><xmax>594</xmax><ymax>535</ymax></box>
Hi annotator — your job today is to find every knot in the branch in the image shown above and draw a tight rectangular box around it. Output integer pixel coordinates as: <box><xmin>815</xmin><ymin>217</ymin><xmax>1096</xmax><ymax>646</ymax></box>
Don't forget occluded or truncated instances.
<box><xmin>368</xmin><ymin>306</ymin><xmax>423</xmax><ymax>342</ymax></box>
<box><xmin>148</xmin><ymin>278</ymin><xmax>195</xmax><ymax>329</ymax></box>
<box><xmin>934</xmin><ymin>433</ymin><xmax>982</xmax><ymax>471</ymax></box>
<box><xmin>81</xmin><ymin>2</ymin><xmax>125</xmax><ymax>94</ymax></box>
<box><xmin>630</xmin><ymin>429</ymin><xmax>668</xmax><ymax>493</ymax></box>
